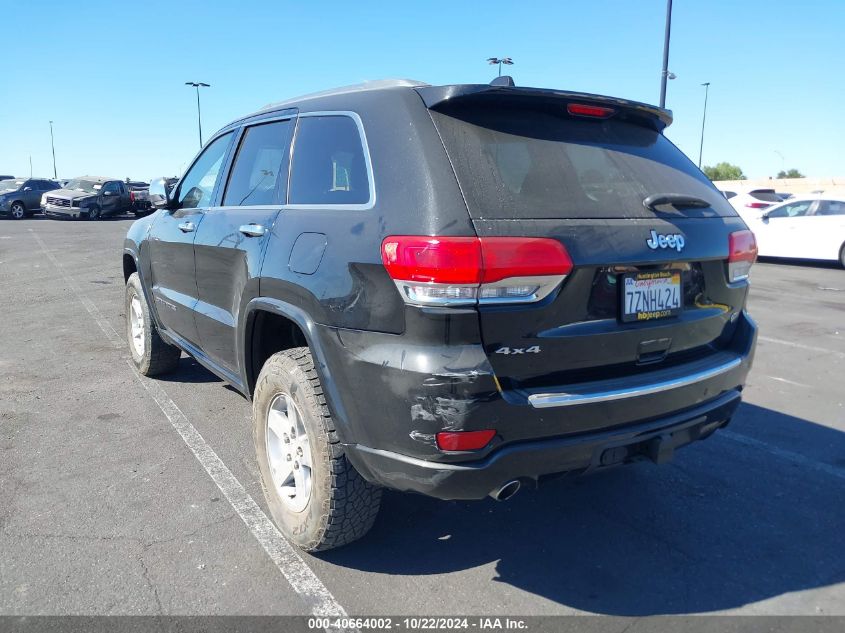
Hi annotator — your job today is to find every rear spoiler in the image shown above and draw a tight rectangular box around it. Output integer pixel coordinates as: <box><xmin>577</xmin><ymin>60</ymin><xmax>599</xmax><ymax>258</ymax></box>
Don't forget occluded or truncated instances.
<box><xmin>415</xmin><ymin>84</ymin><xmax>672</xmax><ymax>132</ymax></box>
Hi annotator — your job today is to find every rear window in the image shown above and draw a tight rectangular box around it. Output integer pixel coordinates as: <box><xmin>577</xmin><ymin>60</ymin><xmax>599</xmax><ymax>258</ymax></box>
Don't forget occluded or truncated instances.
<box><xmin>749</xmin><ymin>190</ymin><xmax>783</xmax><ymax>203</ymax></box>
<box><xmin>430</xmin><ymin>105</ymin><xmax>736</xmax><ymax>219</ymax></box>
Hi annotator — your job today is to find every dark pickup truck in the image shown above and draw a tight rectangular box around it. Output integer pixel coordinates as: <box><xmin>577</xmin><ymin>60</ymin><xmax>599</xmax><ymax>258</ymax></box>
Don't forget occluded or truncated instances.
<box><xmin>43</xmin><ymin>176</ymin><xmax>133</xmax><ymax>219</ymax></box>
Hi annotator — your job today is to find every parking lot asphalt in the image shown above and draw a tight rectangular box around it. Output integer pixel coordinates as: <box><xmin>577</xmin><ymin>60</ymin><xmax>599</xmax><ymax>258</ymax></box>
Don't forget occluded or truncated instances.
<box><xmin>1</xmin><ymin>215</ymin><xmax>843</xmax><ymax>617</ymax></box>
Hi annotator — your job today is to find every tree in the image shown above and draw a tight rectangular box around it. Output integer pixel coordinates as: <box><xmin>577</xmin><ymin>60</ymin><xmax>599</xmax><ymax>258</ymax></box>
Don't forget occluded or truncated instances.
<box><xmin>776</xmin><ymin>168</ymin><xmax>804</xmax><ymax>179</ymax></box>
<box><xmin>703</xmin><ymin>162</ymin><xmax>745</xmax><ymax>181</ymax></box>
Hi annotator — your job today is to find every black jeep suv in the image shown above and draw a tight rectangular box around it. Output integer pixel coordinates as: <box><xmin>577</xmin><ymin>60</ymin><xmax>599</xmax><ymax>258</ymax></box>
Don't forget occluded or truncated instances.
<box><xmin>123</xmin><ymin>79</ymin><xmax>758</xmax><ymax>551</ymax></box>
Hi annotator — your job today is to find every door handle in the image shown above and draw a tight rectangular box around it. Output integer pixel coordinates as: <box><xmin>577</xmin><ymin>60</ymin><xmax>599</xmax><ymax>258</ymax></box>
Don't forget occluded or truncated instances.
<box><xmin>178</xmin><ymin>221</ymin><xmax>196</xmax><ymax>233</ymax></box>
<box><xmin>239</xmin><ymin>224</ymin><xmax>267</xmax><ymax>237</ymax></box>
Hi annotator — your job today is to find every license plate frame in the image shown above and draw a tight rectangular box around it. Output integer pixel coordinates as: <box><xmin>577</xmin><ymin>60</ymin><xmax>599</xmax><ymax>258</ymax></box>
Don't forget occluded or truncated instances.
<box><xmin>620</xmin><ymin>270</ymin><xmax>683</xmax><ymax>323</ymax></box>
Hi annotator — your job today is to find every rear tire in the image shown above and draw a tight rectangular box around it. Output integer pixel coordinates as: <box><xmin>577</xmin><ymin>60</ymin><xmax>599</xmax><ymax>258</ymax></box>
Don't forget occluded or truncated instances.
<box><xmin>253</xmin><ymin>347</ymin><xmax>382</xmax><ymax>551</ymax></box>
<box><xmin>840</xmin><ymin>243</ymin><xmax>845</xmax><ymax>269</ymax></box>
<box><xmin>125</xmin><ymin>272</ymin><xmax>180</xmax><ymax>376</ymax></box>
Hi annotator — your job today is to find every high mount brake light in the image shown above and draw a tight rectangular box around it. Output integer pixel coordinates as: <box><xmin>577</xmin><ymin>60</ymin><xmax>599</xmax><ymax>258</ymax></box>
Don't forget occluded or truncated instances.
<box><xmin>745</xmin><ymin>202</ymin><xmax>770</xmax><ymax>209</ymax></box>
<box><xmin>381</xmin><ymin>236</ymin><xmax>573</xmax><ymax>306</ymax></box>
<box><xmin>567</xmin><ymin>103</ymin><xmax>615</xmax><ymax>118</ymax></box>
<box><xmin>728</xmin><ymin>230</ymin><xmax>757</xmax><ymax>282</ymax></box>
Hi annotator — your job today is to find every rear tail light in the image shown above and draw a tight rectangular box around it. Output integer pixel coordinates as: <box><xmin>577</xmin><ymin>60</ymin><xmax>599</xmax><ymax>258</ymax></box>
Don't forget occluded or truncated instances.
<box><xmin>744</xmin><ymin>202</ymin><xmax>769</xmax><ymax>209</ymax></box>
<box><xmin>728</xmin><ymin>230</ymin><xmax>757</xmax><ymax>282</ymax></box>
<box><xmin>567</xmin><ymin>103</ymin><xmax>615</xmax><ymax>118</ymax></box>
<box><xmin>130</xmin><ymin>191</ymin><xmax>135</xmax><ymax>203</ymax></box>
<box><xmin>381</xmin><ymin>236</ymin><xmax>573</xmax><ymax>306</ymax></box>
<box><xmin>436</xmin><ymin>430</ymin><xmax>496</xmax><ymax>451</ymax></box>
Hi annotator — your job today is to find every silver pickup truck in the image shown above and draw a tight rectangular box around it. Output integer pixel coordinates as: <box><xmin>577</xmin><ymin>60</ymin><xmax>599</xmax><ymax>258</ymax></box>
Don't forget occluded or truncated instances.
<box><xmin>42</xmin><ymin>176</ymin><xmax>133</xmax><ymax>220</ymax></box>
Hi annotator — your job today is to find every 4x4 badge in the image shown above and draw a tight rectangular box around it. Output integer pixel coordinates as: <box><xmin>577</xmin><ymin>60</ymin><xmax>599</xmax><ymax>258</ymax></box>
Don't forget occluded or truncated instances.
<box><xmin>495</xmin><ymin>346</ymin><xmax>541</xmax><ymax>355</ymax></box>
<box><xmin>646</xmin><ymin>229</ymin><xmax>685</xmax><ymax>252</ymax></box>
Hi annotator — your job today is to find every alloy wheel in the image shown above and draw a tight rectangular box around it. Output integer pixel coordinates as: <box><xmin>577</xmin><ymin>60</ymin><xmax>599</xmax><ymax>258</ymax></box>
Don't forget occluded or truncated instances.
<box><xmin>129</xmin><ymin>295</ymin><xmax>145</xmax><ymax>357</ymax></box>
<box><xmin>265</xmin><ymin>393</ymin><xmax>312</xmax><ymax>513</ymax></box>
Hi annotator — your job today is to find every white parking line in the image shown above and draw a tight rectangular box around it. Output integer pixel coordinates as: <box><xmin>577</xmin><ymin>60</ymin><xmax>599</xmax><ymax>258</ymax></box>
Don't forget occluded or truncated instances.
<box><xmin>759</xmin><ymin>335</ymin><xmax>845</xmax><ymax>359</ymax></box>
<box><xmin>766</xmin><ymin>375</ymin><xmax>812</xmax><ymax>389</ymax></box>
<box><xmin>30</xmin><ymin>230</ymin><xmax>350</xmax><ymax>623</ymax></box>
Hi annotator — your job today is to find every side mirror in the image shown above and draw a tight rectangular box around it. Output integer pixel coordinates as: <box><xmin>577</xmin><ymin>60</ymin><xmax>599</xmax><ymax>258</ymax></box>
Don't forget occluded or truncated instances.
<box><xmin>23</xmin><ymin>186</ymin><xmax>32</xmax><ymax>192</ymax></box>
<box><xmin>149</xmin><ymin>176</ymin><xmax>178</xmax><ymax>210</ymax></box>
<box><xmin>103</xmin><ymin>190</ymin><xmax>115</xmax><ymax>197</ymax></box>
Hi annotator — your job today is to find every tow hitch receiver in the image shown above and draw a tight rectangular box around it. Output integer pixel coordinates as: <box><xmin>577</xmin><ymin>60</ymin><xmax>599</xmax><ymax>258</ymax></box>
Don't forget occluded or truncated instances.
<box><xmin>646</xmin><ymin>434</ymin><xmax>675</xmax><ymax>464</ymax></box>
<box><xmin>599</xmin><ymin>433</ymin><xmax>676</xmax><ymax>467</ymax></box>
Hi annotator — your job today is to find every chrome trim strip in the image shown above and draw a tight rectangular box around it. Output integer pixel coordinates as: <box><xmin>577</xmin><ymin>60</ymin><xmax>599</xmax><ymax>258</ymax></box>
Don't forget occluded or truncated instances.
<box><xmin>528</xmin><ymin>357</ymin><xmax>742</xmax><ymax>408</ymax></box>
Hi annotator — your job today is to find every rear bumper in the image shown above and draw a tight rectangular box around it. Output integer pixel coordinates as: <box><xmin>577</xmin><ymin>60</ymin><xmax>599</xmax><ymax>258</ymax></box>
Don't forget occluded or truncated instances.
<box><xmin>346</xmin><ymin>389</ymin><xmax>741</xmax><ymax>500</ymax></box>
<box><xmin>315</xmin><ymin>308</ymin><xmax>756</xmax><ymax>498</ymax></box>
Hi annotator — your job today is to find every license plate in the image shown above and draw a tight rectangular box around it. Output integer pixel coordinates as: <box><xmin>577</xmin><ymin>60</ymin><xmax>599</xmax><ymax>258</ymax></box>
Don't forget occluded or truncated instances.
<box><xmin>621</xmin><ymin>270</ymin><xmax>682</xmax><ymax>322</ymax></box>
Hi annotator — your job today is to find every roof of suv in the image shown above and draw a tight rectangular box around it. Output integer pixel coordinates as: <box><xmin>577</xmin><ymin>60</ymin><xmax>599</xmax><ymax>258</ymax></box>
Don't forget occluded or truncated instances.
<box><xmin>241</xmin><ymin>79</ymin><xmax>673</xmax><ymax>131</ymax></box>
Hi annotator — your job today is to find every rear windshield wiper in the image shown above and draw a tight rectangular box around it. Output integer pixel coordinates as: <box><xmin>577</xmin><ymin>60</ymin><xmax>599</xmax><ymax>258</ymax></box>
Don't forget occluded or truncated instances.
<box><xmin>643</xmin><ymin>193</ymin><xmax>712</xmax><ymax>212</ymax></box>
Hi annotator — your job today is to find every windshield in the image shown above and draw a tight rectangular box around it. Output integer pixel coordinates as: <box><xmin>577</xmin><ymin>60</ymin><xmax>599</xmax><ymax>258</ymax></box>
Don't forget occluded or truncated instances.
<box><xmin>430</xmin><ymin>105</ymin><xmax>737</xmax><ymax>219</ymax></box>
<box><xmin>64</xmin><ymin>179</ymin><xmax>102</xmax><ymax>194</ymax></box>
<box><xmin>0</xmin><ymin>179</ymin><xmax>25</xmax><ymax>192</ymax></box>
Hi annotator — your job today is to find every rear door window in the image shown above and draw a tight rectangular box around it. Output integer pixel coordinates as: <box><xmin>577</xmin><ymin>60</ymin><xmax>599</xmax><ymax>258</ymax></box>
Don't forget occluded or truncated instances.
<box><xmin>223</xmin><ymin>119</ymin><xmax>293</xmax><ymax>206</ymax></box>
<box><xmin>288</xmin><ymin>115</ymin><xmax>371</xmax><ymax>206</ymax></box>
<box><xmin>429</xmin><ymin>105</ymin><xmax>736</xmax><ymax>219</ymax></box>
<box><xmin>816</xmin><ymin>200</ymin><xmax>845</xmax><ymax>216</ymax></box>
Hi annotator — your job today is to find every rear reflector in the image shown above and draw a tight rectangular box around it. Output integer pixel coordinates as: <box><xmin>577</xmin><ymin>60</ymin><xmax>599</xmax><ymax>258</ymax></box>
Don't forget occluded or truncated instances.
<box><xmin>436</xmin><ymin>430</ymin><xmax>496</xmax><ymax>451</ymax></box>
<box><xmin>728</xmin><ymin>230</ymin><xmax>757</xmax><ymax>282</ymax></box>
<box><xmin>381</xmin><ymin>236</ymin><xmax>573</xmax><ymax>306</ymax></box>
<box><xmin>567</xmin><ymin>103</ymin><xmax>615</xmax><ymax>118</ymax></box>
<box><xmin>745</xmin><ymin>202</ymin><xmax>770</xmax><ymax>209</ymax></box>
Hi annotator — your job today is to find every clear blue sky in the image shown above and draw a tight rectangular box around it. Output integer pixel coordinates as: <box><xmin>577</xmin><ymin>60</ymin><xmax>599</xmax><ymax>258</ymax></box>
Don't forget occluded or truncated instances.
<box><xmin>2</xmin><ymin>0</ymin><xmax>843</xmax><ymax>181</ymax></box>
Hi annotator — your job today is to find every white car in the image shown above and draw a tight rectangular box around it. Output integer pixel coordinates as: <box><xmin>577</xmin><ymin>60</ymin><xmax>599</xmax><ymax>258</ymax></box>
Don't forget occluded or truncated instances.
<box><xmin>726</xmin><ymin>188</ymin><xmax>783</xmax><ymax>218</ymax></box>
<box><xmin>742</xmin><ymin>196</ymin><xmax>845</xmax><ymax>267</ymax></box>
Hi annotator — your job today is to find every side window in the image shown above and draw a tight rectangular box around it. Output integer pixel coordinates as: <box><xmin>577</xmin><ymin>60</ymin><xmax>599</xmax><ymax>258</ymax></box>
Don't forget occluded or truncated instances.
<box><xmin>767</xmin><ymin>200</ymin><xmax>812</xmax><ymax>218</ymax></box>
<box><xmin>288</xmin><ymin>115</ymin><xmax>370</xmax><ymax>205</ymax></box>
<box><xmin>222</xmin><ymin>119</ymin><xmax>292</xmax><ymax>206</ymax></box>
<box><xmin>102</xmin><ymin>182</ymin><xmax>120</xmax><ymax>194</ymax></box>
<box><xmin>178</xmin><ymin>132</ymin><xmax>233</xmax><ymax>209</ymax></box>
<box><xmin>816</xmin><ymin>200</ymin><xmax>845</xmax><ymax>216</ymax></box>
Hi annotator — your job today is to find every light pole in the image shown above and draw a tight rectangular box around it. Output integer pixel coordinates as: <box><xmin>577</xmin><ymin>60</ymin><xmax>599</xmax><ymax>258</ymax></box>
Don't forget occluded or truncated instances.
<box><xmin>659</xmin><ymin>0</ymin><xmax>673</xmax><ymax>108</ymax></box>
<box><xmin>185</xmin><ymin>81</ymin><xmax>210</xmax><ymax>148</ymax></box>
<box><xmin>774</xmin><ymin>150</ymin><xmax>785</xmax><ymax>175</ymax></box>
<box><xmin>486</xmin><ymin>57</ymin><xmax>513</xmax><ymax>77</ymax></box>
<box><xmin>698</xmin><ymin>82</ymin><xmax>710</xmax><ymax>169</ymax></box>
<box><xmin>49</xmin><ymin>120</ymin><xmax>57</xmax><ymax>179</ymax></box>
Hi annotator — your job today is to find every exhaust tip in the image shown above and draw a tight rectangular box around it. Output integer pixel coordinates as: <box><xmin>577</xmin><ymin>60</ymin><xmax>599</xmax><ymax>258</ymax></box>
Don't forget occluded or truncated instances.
<box><xmin>490</xmin><ymin>480</ymin><xmax>521</xmax><ymax>501</ymax></box>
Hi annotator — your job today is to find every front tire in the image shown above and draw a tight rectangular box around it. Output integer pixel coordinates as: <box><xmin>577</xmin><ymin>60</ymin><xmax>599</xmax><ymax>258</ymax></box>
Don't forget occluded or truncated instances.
<box><xmin>88</xmin><ymin>205</ymin><xmax>101</xmax><ymax>220</ymax></box>
<box><xmin>840</xmin><ymin>243</ymin><xmax>845</xmax><ymax>269</ymax></box>
<box><xmin>10</xmin><ymin>202</ymin><xmax>25</xmax><ymax>220</ymax></box>
<box><xmin>125</xmin><ymin>272</ymin><xmax>180</xmax><ymax>375</ymax></box>
<box><xmin>253</xmin><ymin>347</ymin><xmax>382</xmax><ymax>551</ymax></box>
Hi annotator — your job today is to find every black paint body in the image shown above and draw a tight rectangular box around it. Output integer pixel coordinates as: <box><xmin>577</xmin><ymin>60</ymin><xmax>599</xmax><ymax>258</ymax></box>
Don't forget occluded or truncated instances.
<box><xmin>124</xmin><ymin>81</ymin><xmax>757</xmax><ymax>500</ymax></box>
